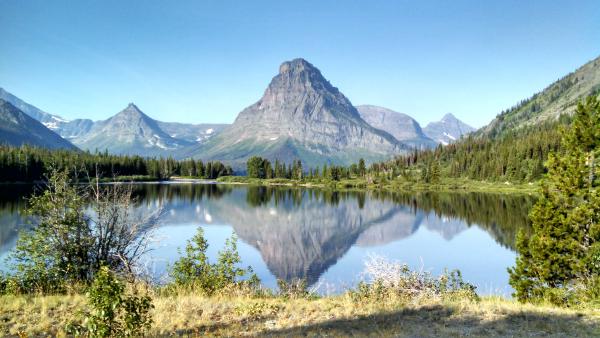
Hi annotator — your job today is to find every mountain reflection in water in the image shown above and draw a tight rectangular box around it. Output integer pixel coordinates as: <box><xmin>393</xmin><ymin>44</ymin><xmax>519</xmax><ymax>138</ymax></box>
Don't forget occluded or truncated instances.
<box><xmin>0</xmin><ymin>183</ymin><xmax>534</xmax><ymax>295</ymax></box>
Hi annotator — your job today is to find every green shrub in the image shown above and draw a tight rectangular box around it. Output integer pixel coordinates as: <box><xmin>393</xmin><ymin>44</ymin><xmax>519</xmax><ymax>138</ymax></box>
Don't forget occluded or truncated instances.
<box><xmin>169</xmin><ymin>228</ymin><xmax>259</xmax><ymax>295</ymax></box>
<box><xmin>67</xmin><ymin>267</ymin><xmax>153</xmax><ymax>337</ymax></box>
<box><xmin>438</xmin><ymin>269</ymin><xmax>479</xmax><ymax>302</ymax></box>
<box><xmin>349</xmin><ymin>280</ymin><xmax>389</xmax><ymax>303</ymax></box>
<box><xmin>10</xmin><ymin>170</ymin><xmax>157</xmax><ymax>294</ymax></box>
<box><xmin>585</xmin><ymin>242</ymin><xmax>600</xmax><ymax>276</ymax></box>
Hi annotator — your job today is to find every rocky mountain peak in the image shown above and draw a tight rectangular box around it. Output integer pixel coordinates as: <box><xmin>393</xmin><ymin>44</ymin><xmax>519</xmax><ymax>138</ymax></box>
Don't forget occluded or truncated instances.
<box><xmin>73</xmin><ymin>103</ymin><xmax>189</xmax><ymax>155</ymax></box>
<box><xmin>278</xmin><ymin>58</ymin><xmax>314</xmax><ymax>74</ymax></box>
<box><xmin>109</xmin><ymin>103</ymin><xmax>157</xmax><ymax>128</ymax></box>
<box><xmin>185</xmin><ymin>58</ymin><xmax>405</xmax><ymax>169</ymax></box>
<box><xmin>117</xmin><ymin>103</ymin><xmax>144</xmax><ymax>117</ymax></box>
<box><xmin>441</xmin><ymin>113</ymin><xmax>458</xmax><ymax>122</ymax></box>
<box><xmin>423</xmin><ymin>113</ymin><xmax>475</xmax><ymax>145</ymax></box>
<box><xmin>263</xmin><ymin>58</ymin><xmax>342</xmax><ymax>110</ymax></box>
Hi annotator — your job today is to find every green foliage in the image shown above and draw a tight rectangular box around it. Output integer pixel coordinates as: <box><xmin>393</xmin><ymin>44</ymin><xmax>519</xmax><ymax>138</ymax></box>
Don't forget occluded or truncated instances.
<box><xmin>169</xmin><ymin>228</ymin><xmax>259</xmax><ymax>294</ymax></box>
<box><xmin>246</xmin><ymin>156</ymin><xmax>266</xmax><ymax>178</ymax></box>
<box><xmin>67</xmin><ymin>266</ymin><xmax>153</xmax><ymax>337</ymax></box>
<box><xmin>7</xmin><ymin>169</ymin><xmax>156</xmax><ymax>294</ymax></box>
<box><xmin>0</xmin><ymin>144</ymin><xmax>232</xmax><ymax>182</ymax></box>
<box><xmin>385</xmin><ymin>119</ymin><xmax>564</xmax><ymax>184</ymax></box>
<box><xmin>509</xmin><ymin>96</ymin><xmax>600</xmax><ymax>304</ymax></box>
<box><xmin>0</xmin><ymin>273</ymin><xmax>21</xmax><ymax>295</ymax></box>
<box><xmin>10</xmin><ymin>170</ymin><xmax>90</xmax><ymax>293</ymax></box>
<box><xmin>247</xmin><ymin>156</ymin><xmax>305</xmax><ymax>180</ymax></box>
<box><xmin>358</xmin><ymin>158</ymin><xmax>367</xmax><ymax>177</ymax></box>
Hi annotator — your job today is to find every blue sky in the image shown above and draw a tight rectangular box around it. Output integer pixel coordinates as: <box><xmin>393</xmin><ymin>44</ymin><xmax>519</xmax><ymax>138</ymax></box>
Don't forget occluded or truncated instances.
<box><xmin>1</xmin><ymin>1</ymin><xmax>599</xmax><ymax>128</ymax></box>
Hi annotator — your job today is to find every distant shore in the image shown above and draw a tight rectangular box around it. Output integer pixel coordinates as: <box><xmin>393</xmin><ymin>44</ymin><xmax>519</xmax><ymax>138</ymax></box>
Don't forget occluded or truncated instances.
<box><xmin>0</xmin><ymin>175</ymin><xmax>540</xmax><ymax>194</ymax></box>
<box><xmin>215</xmin><ymin>176</ymin><xmax>540</xmax><ymax>194</ymax></box>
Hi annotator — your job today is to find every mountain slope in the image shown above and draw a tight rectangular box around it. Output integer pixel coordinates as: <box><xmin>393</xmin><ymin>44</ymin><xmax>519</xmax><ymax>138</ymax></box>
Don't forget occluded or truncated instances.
<box><xmin>0</xmin><ymin>87</ymin><xmax>70</xmax><ymax>130</ymax></box>
<box><xmin>0</xmin><ymin>99</ymin><xmax>78</xmax><ymax>150</ymax></box>
<box><xmin>482</xmin><ymin>55</ymin><xmax>600</xmax><ymax>137</ymax></box>
<box><xmin>183</xmin><ymin>58</ymin><xmax>406</xmax><ymax>168</ymax></box>
<box><xmin>156</xmin><ymin>121</ymin><xmax>228</xmax><ymax>143</ymax></box>
<box><xmin>73</xmin><ymin>103</ymin><xmax>192</xmax><ymax>155</ymax></box>
<box><xmin>423</xmin><ymin>113</ymin><xmax>475</xmax><ymax>145</ymax></box>
<box><xmin>57</xmin><ymin>119</ymin><xmax>95</xmax><ymax>140</ymax></box>
<box><xmin>356</xmin><ymin>105</ymin><xmax>437</xmax><ymax>149</ymax></box>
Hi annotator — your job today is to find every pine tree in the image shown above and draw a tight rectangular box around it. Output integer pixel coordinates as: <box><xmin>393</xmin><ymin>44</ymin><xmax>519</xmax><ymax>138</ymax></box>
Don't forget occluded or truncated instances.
<box><xmin>509</xmin><ymin>96</ymin><xmax>600</xmax><ymax>302</ymax></box>
<box><xmin>430</xmin><ymin>161</ymin><xmax>441</xmax><ymax>184</ymax></box>
<box><xmin>358</xmin><ymin>158</ymin><xmax>366</xmax><ymax>177</ymax></box>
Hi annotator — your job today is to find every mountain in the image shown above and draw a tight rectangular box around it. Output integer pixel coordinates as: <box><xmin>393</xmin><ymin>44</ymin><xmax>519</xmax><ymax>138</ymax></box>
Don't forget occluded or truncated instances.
<box><xmin>73</xmin><ymin>103</ymin><xmax>193</xmax><ymax>155</ymax></box>
<box><xmin>482</xmin><ymin>55</ymin><xmax>600</xmax><ymax>137</ymax></box>
<box><xmin>57</xmin><ymin>119</ymin><xmax>95</xmax><ymax>140</ymax></box>
<box><xmin>183</xmin><ymin>58</ymin><xmax>406</xmax><ymax>168</ymax></box>
<box><xmin>356</xmin><ymin>105</ymin><xmax>437</xmax><ymax>149</ymax></box>
<box><xmin>423</xmin><ymin>113</ymin><xmax>475</xmax><ymax>145</ymax></box>
<box><xmin>0</xmin><ymin>87</ymin><xmax>98</xmax><ymax>139</ymax></box>
<box><xmin>0</xmin><ymin>87</ymin><xmax>70</xmax><ymax>130</ymax></box>
<box><xmin>156</xmin><ymin>121</ymin><xmax>228</xmax><ymax>144</ymax></box>
<box><xmin>0</xmin><ymin>99</ymin><xmax>78</xmax><ymax>150</ymax></box>
<box><xmin>0</xmin><ymin>87</ymin><xmax>227</xmax><ymax>155</ymax></box>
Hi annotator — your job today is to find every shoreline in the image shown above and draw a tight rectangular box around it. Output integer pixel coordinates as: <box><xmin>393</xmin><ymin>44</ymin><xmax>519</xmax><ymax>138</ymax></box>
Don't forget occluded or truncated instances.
<box><xmin>0</xmin><ymin>176</ymin><xmax>540</xmax><ymax>194</ymax></box>
<box><xmin>215</xmin><ymin>176</ymin><xmax>540</xmax><ymax>195</ymax></box>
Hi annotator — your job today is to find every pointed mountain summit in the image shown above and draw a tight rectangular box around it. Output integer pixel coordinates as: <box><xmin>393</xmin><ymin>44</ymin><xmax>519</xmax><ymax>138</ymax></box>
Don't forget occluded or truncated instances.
<box><xmin>184</xmin><ymin>58</ymin><xmax>405</xmax><ymax>168</ymax></box>
<box><xmin>0</xmin><ymin>99</ymin><xmax>77</xmax><ymax>150</ymax></box>
<box><xmin>423</xmin><ymin>113</ymin><xmax>475</xmax><ymax>145</ymax></box>
<box><xmin>356</xmin><ymin>105</ymin><xmax>437</xmax><ymax>149</ymax></box>
<box><xmin>74</xmin><ymin>103</ymin><xmax>192</xmax><ymax>155</ymax></box>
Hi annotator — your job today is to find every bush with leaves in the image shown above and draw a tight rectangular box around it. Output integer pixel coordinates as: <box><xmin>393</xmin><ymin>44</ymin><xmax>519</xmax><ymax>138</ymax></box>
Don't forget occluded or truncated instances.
<box><xmin>169</xmin><ymin>227</ymin><xmax>259</xmax><ymax>294</ymax></box>
<box><xmin>67</xmin><ymin>266</ymin><xmax>153</xmax><ymax>337</ymax></box>
<box><xmin>8</xmin><ymin>169</ymin><xmax>158</xmax><ymax>294</ymax></box>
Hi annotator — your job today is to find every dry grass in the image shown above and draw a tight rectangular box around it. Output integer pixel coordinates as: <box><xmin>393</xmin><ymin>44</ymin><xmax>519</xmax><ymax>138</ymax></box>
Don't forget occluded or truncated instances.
<box><xmin>1</xmin><ymin>292</ymin><xmax>599</xmax><ymax>337</ymax></box>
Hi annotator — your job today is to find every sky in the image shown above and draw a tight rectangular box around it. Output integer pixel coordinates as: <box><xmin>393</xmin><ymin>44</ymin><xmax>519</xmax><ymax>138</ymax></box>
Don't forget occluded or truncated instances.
<box><xmin>1</xmin><ymin>1</ymin><xmax>599</xmax><ymax>128</ymax></box>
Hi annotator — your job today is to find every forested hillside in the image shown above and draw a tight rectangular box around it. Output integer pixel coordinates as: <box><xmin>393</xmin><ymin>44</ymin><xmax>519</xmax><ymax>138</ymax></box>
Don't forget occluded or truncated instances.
<box><xmin>378</xmin><ymin>55</ymin><xmax>600</xmax><ymax>184</ymax></box>
<box><xmin>375</xmin><ymin>117</ymin><xmax>568</xmax><ymax>183</ymax></box>
<box><xmin>482</xmin><ymin>55</ymin><xmax>600</xmax><ymax>138</ymax></box>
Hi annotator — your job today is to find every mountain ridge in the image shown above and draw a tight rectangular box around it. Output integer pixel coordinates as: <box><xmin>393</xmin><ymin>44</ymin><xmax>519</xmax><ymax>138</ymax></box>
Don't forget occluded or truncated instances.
<box><xmin>481</xmin><ymin>55</ymin><xmax>600</xmax><ymax>137</ymax></box>
<box><xmin>356</xmin><ymin>105</ymin><xmax>437</xmax><ymax>149</ymax></box>
<box><xmin>0</xmin><ymin>99</ymin><xmax>78</xmax><ymax>150</ymax></box>
<box><xmin>0</xmin><ymin>87</ymin><xmax>70</xmax><ymax>130</ymax></box>
<box><xmin>73</xmin><ymin>103</ymin><xmax>193</xmax><ymax>155</ymax></box>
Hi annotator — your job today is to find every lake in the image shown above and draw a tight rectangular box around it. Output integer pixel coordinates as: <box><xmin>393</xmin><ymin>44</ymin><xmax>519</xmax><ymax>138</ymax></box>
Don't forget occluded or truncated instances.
<box><xmin>0</xmin><ymin>183</ymin><xmax>535</xmax><ymax>296</ymax></box>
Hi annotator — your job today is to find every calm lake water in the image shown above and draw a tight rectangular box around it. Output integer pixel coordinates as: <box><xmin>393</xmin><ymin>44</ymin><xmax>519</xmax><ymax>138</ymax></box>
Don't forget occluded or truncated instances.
<box><xmin>0</xmin><ymin>183</ymin><xmax>535</xmax><ymax>296</ymax></box>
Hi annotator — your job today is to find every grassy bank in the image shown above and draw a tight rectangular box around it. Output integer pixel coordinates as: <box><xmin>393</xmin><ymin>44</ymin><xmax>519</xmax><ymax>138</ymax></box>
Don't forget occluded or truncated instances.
<box><xmin>1</xmin><ymin>292</ymin><xmax>598</xmax><ymax>337</ymax></box>
<box><xmin>217</xmin><ymin>176</ymin><xmax>540</xmax><ymax>194</ymax></box>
